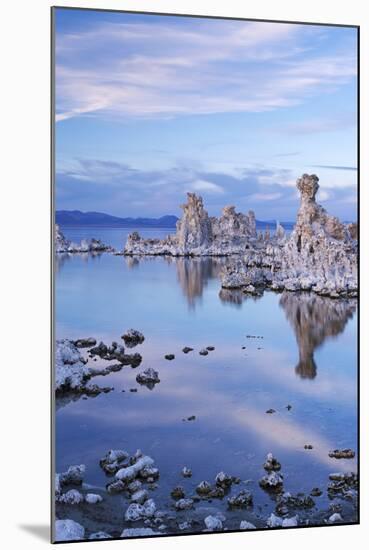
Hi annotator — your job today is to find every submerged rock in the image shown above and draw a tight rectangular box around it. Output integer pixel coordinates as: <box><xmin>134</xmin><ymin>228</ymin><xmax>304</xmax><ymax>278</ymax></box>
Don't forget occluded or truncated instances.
<box><xmin>215</xmin><ymin>471</ymin><xmax>233</xmax><ymax>489</ymax></box>
<box><xmin>136</xmin><ymin>368</ymin><xmax>160</xmax><ymax>388</ymax></box>
<box><xmin>204</xmin><ymin>515</ymin><xmax>223</xmax><ymax>531</ymax></box>
<box><xmin>171</xmin><ymin>486</ymin><xmax>185</xmax><ymax>499</ymax></box>
<box><xmin>73</xmin><ymin>337</ymin><xmax>97</xmax><ymax>348</ymax></box>
<box><xmin>199</xmin><ymin>349</ymin><xmax>209</xmax><ymax>356</ymax></box>
<box><xmin>227</xmin><ymin>490</ymin><xmax>253</xmax><ymax>508</ymax></box>
<box><xmin>124</xmin><ymin>499</ymin><xmax>157</xmax><ymax>521</ymax></box>
<box><xmin>276</xmin><ymin>492</ymin><xmax>315</xmax><ymax>514</ymax></box>
<box><xmin>59</xmin><ymin>464</ymin><xmax>86</xmax><ymax>486</ymax></box>
<box><xmin>328</xmin><ymin>449</ymin><xmax>355</xmax><ymax>459</ymax></box>
<box><xmin>266</xmin><ymin>513</ymin><xmax>283</xmax><ymax>528</ymax></box>
<box><xmin>55</xmin><ymin>519</ymin><xmax>85</xmax><ymax>541</ymax></box>
<box><xmin>327</xmin><ymin>472</ymin><xmax>358</xmax><ymax>498</ymax></box>
<box><xmin>175</xmin><ymin>498</ymin><xmax>194</xmax><ymax>510</ymax></box>
<box><xmin>328</xmin><ymin>513</ymin><xmax>343</xmax><ymax>524</ymax></box>
<box><xmin>196</xmin><ymin>481</ymin><xmax>212</xmax><ymax>495</ymax></box>
<box><xmin>259</xmin><ymin>471</ymin><xmax>284</xmax><ymax>491</ymax></box>
<box><xmin>263</xmin><ymin>453</ymin><xmax>281</xmax><ymax>472</ymax></box>
<box><xmin>121</xmin><ymin>329</ymin><xmax>145</xmax><ymax>347</ymax></box>
<box><xmin>165</xmin><ymin>354</ymin><xmax>175</xmax><ymax>360</ymax></box>
<box><xmin>85</xmin><ymin>493</ymin><xmax>103</xmax><ymax>504</ymax></box>
<box><xmin>131</xmin><ymin>489</ymin><xmax>149</xmax><ymax>504</ymax></box>
<box><xmin>182</xmin><ymin>347</ymin><xmax>194</xmax><ymax>354</ymax></box>
<box><xmin>106</xmin><ymin>480</ymin><xmax>126</xmax><ymax>494</ymax></box>
<box><xmin>58</xmin><ymin>489</ymin><xmax>84</xmax><ymax>505</ymax></box>
<box><xmin>282</xmin><ymin>516</ymin><xmax>299</xmax><ymax>527</ymax></box>
<box><xmin>266</xmin><ymin>513</ymin><xmax>298</xmax><ymax>528</ymax></box>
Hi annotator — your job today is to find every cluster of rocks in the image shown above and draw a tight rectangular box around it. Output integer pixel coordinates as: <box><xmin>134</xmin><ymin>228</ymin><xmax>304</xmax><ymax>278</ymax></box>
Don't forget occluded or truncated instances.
<box><xmin>122</xmin><ymin>174</ymin><xmax>357</xmax><ymax>298</ymax></box>
<box><xmin>54</xmin><ymin>447</ymin><xmax>358</xmax><ymax>541</ymax></box>
<box><xmin>103</xmin><ymin>449</ymin><xmax>160</xmax><ymax>494</ymax></box>
<box><xmin>221</xmin><ymin>175</ymin><xmax>357</xmax><ymax>298</ymax></box>
<box><xmin>55</xmin><ymin>224</ymin><xmax>114</xmax><ymax>254</ymax></box>
<box><xmin>55</xmin><ymin>336</ymin><xmax>143</xmax><ymax>395</ymax></box>
<box><xmin>55</xmin><ymin>465</ymin><xmax>102</xmax><ymax>508</ymax></box>
<box><xmin>89</xmin><ymin>340</ymin><xmax>142</xmax><ymax>367</ymax></box>
<box><xmin>124</xmin><ymin>193</ymin><xmax>258</xmax><ymax>256</ymax></box>
<box><xmin>327</xmin><ymin>472</ymin><xmax>358</xmax><ymax>500</ymax></box>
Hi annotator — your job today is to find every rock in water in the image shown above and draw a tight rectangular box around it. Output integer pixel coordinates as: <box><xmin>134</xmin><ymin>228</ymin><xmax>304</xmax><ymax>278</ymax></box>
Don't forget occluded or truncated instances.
<box><xmin>175</xmin><ymin>498</ymin><xmax>194</xmax><ymax>510</ymax></box>
<box><xmin>221</xmin><ymin>174</ymin><xmax>357</xmax><ymax>298</ymax></box>
<box><xmin>58</xmin><ymin>489</ymin><xmax>84</xmax><ymax>505</ymax></box>
<box><xmin>204</xmin><ymin>515</ymin><xmax>223</xmax><ymax>531</ymax></box>
<box><xmin>59</xmin><ymin>464</ymin><xmax>86</xmax><ymax>486</ymax></box>
<box><xmin>85</xmin><ymin>493</ymin><xmax>103</xmax><ymax>504</ymax></box>
<box><xmin>55</xmin><ymin>519</ymin><xmax>85</xmax><ymax>541</ymax></box>
<box><xmin>136</xmin><ymin>368</ymin><xmax>160</xmax><ymax>388</ymax></box>
<box><xmin>328</xmin><ymin>449</ymin><xmax>355</xmax><ymax>459</ymax></box>
<box><xmin>259</xmin><ymin>471</ymin><xmax>284</xmax><ymax>491</ymax></box>
<box><xmin>328</xmin><ymin>513</ymin><xmax>343</xmax><ymax>524</ymax></box>
<box><xmin>121</xmin><ymin>329</ymin><xmax>145</xmax><ymax>347</ymax></box>
<box><xmin>263</xmin><ymin>453</ymin><xmax>281</xmax><ymax>471</ymax></box>
<box><xmin>177</xmin><ymin>193</ymin><xmax>213</xmax><ymax>251</ymax></box>
<box><xmin>55</xmin><ymin>340</ymin><xmax>91</xmax><ymax>393</ymax></box>
<box><xmin>227</xmin><ymin>490</ymin><xmax>253</xmax><ymax>508</ymax></box>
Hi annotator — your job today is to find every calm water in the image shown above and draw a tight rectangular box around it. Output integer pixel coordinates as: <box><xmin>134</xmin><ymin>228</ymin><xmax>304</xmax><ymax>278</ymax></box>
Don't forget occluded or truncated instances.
<box><xmin>55</xmin><ymin>227</ymin><xmax>358</xmax><ymax>531</ymax></box>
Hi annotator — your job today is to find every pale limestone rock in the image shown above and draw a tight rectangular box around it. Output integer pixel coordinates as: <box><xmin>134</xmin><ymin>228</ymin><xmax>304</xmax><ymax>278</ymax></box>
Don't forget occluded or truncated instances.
<box><xmin>177</xmin><ymin>193</ymin><xmax>213</xmax><ymax>251</ymax></box>
<box><xmin>55</xmin><ymin>519</ymin><xmax>85</xmax><ymax>541</ymax></box>
<box><xmin>221</xmin><ymin>174</ymin><xmax>357</xmax><ymax>298</ymax></box>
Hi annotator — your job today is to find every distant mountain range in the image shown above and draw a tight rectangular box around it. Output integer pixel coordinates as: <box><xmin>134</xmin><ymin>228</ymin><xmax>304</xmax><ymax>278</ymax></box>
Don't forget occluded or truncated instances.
<box><xmin>56</xmin><ymin>210</ymin><xmax>179</xmax><ymax>228</ymax></box>
<box><xmin>56</xmin><ymin>210</ymin><xmax>295</xmax><ymax>229</ymax></box>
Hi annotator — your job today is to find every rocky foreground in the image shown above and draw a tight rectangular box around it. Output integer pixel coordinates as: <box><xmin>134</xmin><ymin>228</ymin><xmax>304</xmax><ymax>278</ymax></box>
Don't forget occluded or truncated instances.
<box><xmin>55</xmin><ymin>447</ymin><xmax>357</xmax><ymax>541</ymax></box>
<box><xmin>123</xmin><ymin>174</ymin><xmax>357</xmax><ymax>298</ymax></box>
<box><xmin>54</xmin><ymin>330</ymin><xmax>358</xmax><ymax>541</ymax></box>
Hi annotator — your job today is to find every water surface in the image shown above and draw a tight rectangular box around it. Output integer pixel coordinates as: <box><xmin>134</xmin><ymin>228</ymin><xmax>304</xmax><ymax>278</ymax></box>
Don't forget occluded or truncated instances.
<box><xmin>55</xmin><ymin>227</ymin><xmax>358</xmax><ymax>531</ymax></box>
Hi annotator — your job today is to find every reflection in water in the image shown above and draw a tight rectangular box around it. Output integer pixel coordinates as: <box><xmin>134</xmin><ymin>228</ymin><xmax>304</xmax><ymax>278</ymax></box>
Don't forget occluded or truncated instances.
<box><xmin>124</xmin><ymin>255</ymin><xmax>225</xmax><ymax>308</ymax></box>
<box><xmin>125</xmin><ymin>256</ymin><xmax>139</xmax><ymax>269</ymax></box>
<box><xmin>279</xmin><ymin>292</ymin><xmax>357</xmax><ymax>379</ymax></box>
<box><xmin>218</xmin><ymin>288</ymin><xmax>263</xmax><ymax>308</ymax></box>
<box><xmin>175</xmin><ymin>257</ymin><xmax>224</xmax><ymax>308</ymax></box>
<box><xmin>55</xmin><ymin>252</ymin><xmax>104</xmax><ymax>274</ymax></box>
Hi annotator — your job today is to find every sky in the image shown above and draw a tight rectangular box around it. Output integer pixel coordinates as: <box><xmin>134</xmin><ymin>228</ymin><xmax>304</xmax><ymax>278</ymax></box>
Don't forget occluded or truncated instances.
<box><xmin>54</xmin><ymin>8</ymin><xmax>358</xmax><ymax>222</ymax></box>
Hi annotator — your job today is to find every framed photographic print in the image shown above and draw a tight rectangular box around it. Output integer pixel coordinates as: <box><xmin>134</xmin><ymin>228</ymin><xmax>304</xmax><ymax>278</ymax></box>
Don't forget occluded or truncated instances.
<box><xmin>52</xmin><ymin>6</ymin><xmax>359</xmax><ymax>543</ymax></box>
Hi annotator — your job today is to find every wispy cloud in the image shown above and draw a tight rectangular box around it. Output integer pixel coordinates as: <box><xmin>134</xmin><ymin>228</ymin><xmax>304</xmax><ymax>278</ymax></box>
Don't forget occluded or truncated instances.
<box><xmin>55</xmin><ymin>17</ymin><xmax>356</xmax><ymax>122</ymax></box>
<box><xmin>56</xmin><ymin>158</ymin><xmax>357</xmax><ymax>220</ymax></box>
<box><xmin>312</xmin><ymin>164</ymin><xmax>357</xmax><ymax>171</ymax></box>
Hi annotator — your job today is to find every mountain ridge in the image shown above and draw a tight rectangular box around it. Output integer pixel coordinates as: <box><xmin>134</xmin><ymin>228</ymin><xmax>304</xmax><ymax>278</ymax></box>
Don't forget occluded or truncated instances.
<box><xmin>56</xmin><ymin>209</ymin><xmax>296</xmax><ymax>229</ymax></box>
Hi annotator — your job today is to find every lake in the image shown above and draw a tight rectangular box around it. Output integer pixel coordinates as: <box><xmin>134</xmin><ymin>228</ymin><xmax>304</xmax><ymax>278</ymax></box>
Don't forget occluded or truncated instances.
<box><xmin>55</xmin><ymin>226</ymin><xmax>358</xmax><ymax>535</ymax></box>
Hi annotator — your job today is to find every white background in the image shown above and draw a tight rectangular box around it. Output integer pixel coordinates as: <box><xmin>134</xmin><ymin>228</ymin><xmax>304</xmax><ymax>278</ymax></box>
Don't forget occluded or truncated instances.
<box><xmin>1</xmin><ymin>0</ymin><xmax>367</xmax><ymax>548</ymax></box>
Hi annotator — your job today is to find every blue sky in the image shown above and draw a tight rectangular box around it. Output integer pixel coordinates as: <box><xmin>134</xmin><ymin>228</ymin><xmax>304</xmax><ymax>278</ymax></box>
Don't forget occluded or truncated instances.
<box><xmin>55</xmin><ymin>8</ymin><xmax>358</xmax><ymax>221</ymax></box>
